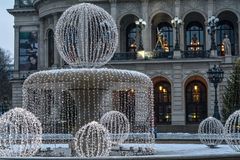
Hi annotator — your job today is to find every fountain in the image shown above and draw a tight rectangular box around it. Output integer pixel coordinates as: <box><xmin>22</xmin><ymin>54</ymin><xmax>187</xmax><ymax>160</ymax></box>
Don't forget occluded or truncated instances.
<box><xmin>3</xmin><ymin>2</ymin><xmax>240</xmax><ymax>160</ymax></box>
<box><xmin>22</xmin><ymin>3</ymin><xmax>154</xmax><ymax>157</ymax></box>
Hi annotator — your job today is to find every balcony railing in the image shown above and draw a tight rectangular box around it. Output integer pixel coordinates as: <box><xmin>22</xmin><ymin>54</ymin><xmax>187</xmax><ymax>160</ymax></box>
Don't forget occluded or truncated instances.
<box><xmin>182</xmin><ymin>50</ymin><xmax>210</xmax><ymax>58</ymax></box>
<box><xmin>112</xmin><ymin>52</ymin><xmax>137</xmax><ymax>60</ymax></box>
<box><xmin>111</xmin><ymin>50</ymin><xmax>209</xmax><ymax>61</ymax></box>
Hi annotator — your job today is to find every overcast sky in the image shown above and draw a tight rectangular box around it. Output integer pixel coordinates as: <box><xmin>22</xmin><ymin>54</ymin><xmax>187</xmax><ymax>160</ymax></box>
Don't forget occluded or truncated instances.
<box><xmin>0</xmin><ymin>0</ymin><xmax>14</xmax><ymax>59</ymax></box>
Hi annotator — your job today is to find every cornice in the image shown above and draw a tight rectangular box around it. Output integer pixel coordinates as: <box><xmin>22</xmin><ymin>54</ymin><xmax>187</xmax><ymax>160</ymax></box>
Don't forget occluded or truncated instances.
<box><xmin>7</xmin><ymin>8</ymin><xmax>37</xmax><ymax>16</ymax></box>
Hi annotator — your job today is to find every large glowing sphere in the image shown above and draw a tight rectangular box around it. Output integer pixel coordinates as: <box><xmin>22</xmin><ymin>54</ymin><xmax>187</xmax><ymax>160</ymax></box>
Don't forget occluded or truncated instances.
<box><xmin>0</xmin><ymin>108</ymin><xmax>42</xmax><ymax>157</ymax></box>
<box><xmin>55</xmin><ymin>3</ymin><xmax>118</xmax><ymax>68</ymax></box>
<box><xmin>225</xmin><ymin>110</ymin><xmax>240</xmax><ymax>152</ymax></box>
<box><xmin>74</xmin><ymin>121</ymin><xmax>111</xmax><ymax>157</ymax></box>
<box><xmin>198</xmin><ymin>117</ymin><xmax>224</xmax><ymax>148</ymax></box>
<box><xmin>100</xmin><ymin>111</ymin><xmax>130</xmax><ymax>146</ymax></box>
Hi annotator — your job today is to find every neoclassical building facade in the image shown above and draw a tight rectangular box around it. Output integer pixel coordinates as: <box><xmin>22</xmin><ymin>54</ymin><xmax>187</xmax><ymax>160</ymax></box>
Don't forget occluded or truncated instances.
<box><xmin>8</xmin><ymin>0</ymin><xmax>240</xmax><ymax>129</ymax></box>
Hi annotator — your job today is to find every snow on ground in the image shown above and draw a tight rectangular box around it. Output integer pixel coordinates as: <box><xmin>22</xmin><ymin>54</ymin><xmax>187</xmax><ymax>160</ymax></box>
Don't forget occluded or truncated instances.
<box><xmin>153</xmin><ymin>144</ymin><xmax>239</xmax><ymax>156</ymax></box>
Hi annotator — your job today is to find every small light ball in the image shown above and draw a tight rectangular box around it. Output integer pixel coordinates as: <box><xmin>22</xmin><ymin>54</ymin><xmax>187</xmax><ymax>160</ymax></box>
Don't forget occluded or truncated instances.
<box><xmin>100</xmin><ymin>111</ymin><xmax>130</xmax><ymax>146</ymax></box>
<box><xmin>55</xmin><ymin>3</ymin><xmax>118</xmax><ymax>68</ymax></box>
<box><xmin>0</xmin><ymin>107</ymin><xmax>42</xmax><ymax>157</ymax></box>
<box><xmin>225</xmin><ymin>110</ymin><xmax>240</xmax><ymax>152</ymax></box>
<box><xmin>74</xmin><ymin>121</ymin><xmax>111</xmax><ymax>157</ymax></box>
<box><xmin>198</xmin><ymin>117</ymin><xmax>224</xmax><ymax>148</ymax></box>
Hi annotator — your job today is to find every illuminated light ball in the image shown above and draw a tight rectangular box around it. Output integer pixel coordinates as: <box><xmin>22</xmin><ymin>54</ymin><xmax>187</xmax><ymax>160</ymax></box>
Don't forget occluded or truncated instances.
<box><xmin>225</xmin><ymin>110</ymin><xmax>240</xmax><ymax>152</ymax></box>
<box><xmin>198</xmin><ymin>117</ymin><xmax>224</xmax><ymax>148</ymax></box>
<box><xmin>74</xmin><ymin>121</ymin><xmax>111</xmax><ymax>157</ymax></box>
<box><xmin>100</xmin><ymin>111</ymin><xmax>130</xmax><ymax>146</ymax></box>
<box><xmin>0</xmin><ymin>107</ymin><xmax>42</xmax><ymax>157</ymax></box>
<box><xmin>55</xmin><ymin>3</ymin><xmax>118</xmax><ymax>68</ymax></box>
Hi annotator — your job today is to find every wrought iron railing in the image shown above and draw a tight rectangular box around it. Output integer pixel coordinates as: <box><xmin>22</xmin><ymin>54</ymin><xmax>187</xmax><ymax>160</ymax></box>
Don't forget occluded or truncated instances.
<box><xmin>111</xmin><ymin>50</ymin><xmax>210</xmax><ymax>61</ymax></box>
<box><xmin>182</xmin><ymin>50</ymin><xmax>210</xmax><ymax>58</ymax></box>
<box><xmin>111</xmin><ymin>52</ymin><xmax>137</xmax><ymax>60</ymax></box>
<box><xmin>111</xmin><ymin>51</ymin><xmax>173</xmax><ymax>61</ymax></box>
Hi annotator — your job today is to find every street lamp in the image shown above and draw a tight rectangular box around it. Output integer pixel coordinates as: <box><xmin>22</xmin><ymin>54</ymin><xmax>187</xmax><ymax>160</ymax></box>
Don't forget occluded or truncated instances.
<box><xmin>135</xmin><ymin>18</ymin><xmax>146</xmax><ymax>51</ymax></box>
<box><xmin>207</xmin><ymin>65</ymin><xmax>224</xmax><ymax>120</ymax></box>
<box><xmin>207</xmin><ymin>16</ymin><xmax>219</xmax><ymax>50</ymax></box>
<box><xmin>171</xmin><ymin>16</ymin><xmax>182</xmax><ymax>50</ymax></box>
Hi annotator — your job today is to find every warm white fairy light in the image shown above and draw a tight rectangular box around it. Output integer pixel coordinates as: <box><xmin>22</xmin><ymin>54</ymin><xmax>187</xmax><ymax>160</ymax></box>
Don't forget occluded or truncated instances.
<box><xmin>74</xmin><ymin>121</ymin><xmax>111</xmax><ymax>157</ymax></box>
<box><xmin>22</xmin><ymin>68</ymin><xmax>154</xmax><ymax>155</ymax></box>
<box><xmin>22</xmin><ymin>2</ymin><xmax>154</xmax><ymax>157</ymax></box>
<box><xmin>198</xmin><ymin>117</ymin><xmax>224</xmax><ymax>148</ymax></box>
<box><xmin>225</xmin><ymin>110</ymin><xmax>240</xmax><ymax>152</ymax></box>
<box><xmin>100</xmin><ymin>111</ymin><xmax>130</xmax><ymax>146</ymax></box>
<box><xmin>55</xmin><ymin>3</ymin><xmax>118</xmax><ymax>68</ymax></box>
<box><xmin>0</xmin><ymin>107</ymin><xmax>42</xmax><ymax>157</ymax></box>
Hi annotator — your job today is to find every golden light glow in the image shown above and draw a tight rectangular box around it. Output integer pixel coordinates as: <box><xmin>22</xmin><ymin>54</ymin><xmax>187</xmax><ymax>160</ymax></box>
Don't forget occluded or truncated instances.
<box><xmin>163</xmin><ymin>88</ymin><xmax>167</xmax><ymax>93</ymax></box>
<box><xmin>137</xmin><ymin>50</ymin><xmax>145</xmax><ymax>59</ymax></box>
<box><xmin>192</xmin><ymin>113</ymin><xmax>197</xmax><ymax>119</ymax></box>
<box><xmin>165</xmin><ymin>114</ymin><xmax>170</xmax><ymax>119</ymax></box>
<box><xmin>194</xmin><ymin>85</ymin><xmax>198</xmax><ymax>91</ymax></box>
<box><xmin>159</xmin><ymin>86</ymin><xmax>163</xmax><ymax>91</ymax></box>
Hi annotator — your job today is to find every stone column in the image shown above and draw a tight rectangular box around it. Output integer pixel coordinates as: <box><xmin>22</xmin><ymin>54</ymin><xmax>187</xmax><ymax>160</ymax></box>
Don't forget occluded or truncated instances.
<box><xmin>39</xmin><ymin>19</ymin><xmax>45</xmax><ymax>69</ymax></box>
<box><xmin>173</xmin><ymin>0</ymin><xmax>182</xmax><ymax>59</ymax></box>
<box><xmin>14</xmin><ymin>25</ymin><xmax>20</xmax><ymax>72</ymax></box>
<box><xmin>141</xmin><ymin>0</ymin><xmax>150</xmax><ymax>51</ymax></box>
<box><xmin>207</xmin><ymin>0</ymin><xmax>217</xmax><ymax>57</ymax></box>
<box><xmin>238</xmin><ymin>21</ymin><xmax>240</xmax><ymax>56</ymax></box>
<box><xmin>205</xmin><ymin>21</ymin><xmax>210</xmax><ymax>51</ymax></box>
<box><xmin>171</xmin><ymin>63</ymin><xmax>185</xmax><ymax>125</ymax></box>
<box><xmin>109</xmin><ymin>0</ymin><xmax>120</xmax><ymax>52</ymax></box>
<box><xmin>110</xmin><ymin>0</ymin><xmax>117</xmax><ymax>21</ymax></box>
<box><xmin>14</xmin><ymin>0</ymin><xmax>19</xmax><ymax>8</ymax></box>
<box><xmin>179</xmin><ymin>23</ymin><xmax>184</xmax><ymax>51</ymax></box>
<box><xmin>116</xmin><ymin>25</ymin><xmax>121</xmax><ymax>52</ymax></box>
<box><xmin>207</xmin><ymin>0</ymin><xmax>213</xmax><ymax>18</ymax></box>
<box><xmin>207</xmin><ymin>0</ymin><xmax>213</xmax><ymax>52</ymax></box>
<box><xmin>53</xmin><ymin>14</ymin><xmax>59</xmax><ymax>68</ymax></box>
<box><xmin>176</xmin><ymin>0</ymin><xmax>183</xmax><ymax>51</ymax></box>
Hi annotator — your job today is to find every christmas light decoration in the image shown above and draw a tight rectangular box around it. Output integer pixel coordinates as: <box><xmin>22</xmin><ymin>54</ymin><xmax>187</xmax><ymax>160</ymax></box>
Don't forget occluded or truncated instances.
<box><xmin>0</xmin><ymin>108</ymin><xmax>42</xmax><ymax>157</ymax></box>
<box><xmin>55</xmin><ymin>3</ymin><xmax>118</xmax><ymax>68</ymax></box>
<box><xmin>198</xmin><ymin>117</ymin><xmax>224</xmax><ymax>148</ymax></box>
<box><xmin>22</xmin><ymin>3</ymin><xmax>154</xmax><ymax>156</ymax></box>
<box><xmin>74</xmin><ymin>121</ymin><xmax>111</xmax><ymax>157</ymax></box>
<box><xmin>225</xmin><ymin>110</ymin><xmax>240</xmax><ymax>152</ymax></box>
<box><xmin>100</xmin><ymin>111</ymin><xmax>130</xmax><ymax>146</ymax></box>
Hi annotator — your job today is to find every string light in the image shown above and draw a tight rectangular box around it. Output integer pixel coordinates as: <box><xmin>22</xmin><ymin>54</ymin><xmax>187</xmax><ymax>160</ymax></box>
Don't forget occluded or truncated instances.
<box><xmin>74</xmin><ymin>121</ymin><xmax>111</xmax><ymax>157</ymax></box>
<box><xmin>55</xmin><ymin>3</ymin><xmax>118</xmax><ymax>68</ymax></box>
<box><xmin>225</xmin><ymin>110</ymin><xmax>240</xmax><ymax>152</ymax></box>
<box><xmin>100</xmin><ymin>111</ymin><xmax>130</xmax><ymax>146</ymax></box>
<box><xmin>22</xmin><ymin>2</ymin><xmax>154</xmax><ymax>156</ymax></box>
<box><xmin>198</xmin><ymin>117</ymin><xmax>224</xmax><ymax>148</ymax></box>
<box><xmin>0</xmin><ymin>108</ymin><xmax>42</xmax><ymax>157</ymax></box>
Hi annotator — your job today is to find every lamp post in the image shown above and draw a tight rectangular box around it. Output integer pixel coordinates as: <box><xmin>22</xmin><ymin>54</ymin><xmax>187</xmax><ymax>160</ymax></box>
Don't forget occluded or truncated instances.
<box><xmin>135</xmin><ymin>18</ymin><xmax>146</xmax><ymax>51</ymax></box>
<box><xmin>207</xmin><ymin>65</ymin><xmax>224</xmax><ymax>120</ymax></box>
<box><xmin>207</xmin><ymin>16</ymin><xmax>219</xmax><ymax>51</ymax></box>
<box><xmin>171</xmin><ymin>16</ymin><xmax>182</xmax><ymax>50</ymax></box>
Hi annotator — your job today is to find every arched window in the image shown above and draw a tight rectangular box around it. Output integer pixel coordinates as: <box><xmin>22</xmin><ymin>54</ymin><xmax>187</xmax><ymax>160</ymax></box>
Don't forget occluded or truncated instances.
<box><xmin>154</xmin><ymin>81</ymin><xmax>171</xmax><ymax>124</ymax></box>
<box><xmin>185</xmin><ymin>80</ymin><xmax>207</xmax><ymax>123</ymax></box>
<box><xmin>216</xmin><ymin>20</ymin><xmax>234</xmax><ymax>56</ymax></box>
<box><xmin>156</xmin><ymin>22</ymin><xmax>173</xmax><ymax>52</ymax></box>
<box><xmin>48</xmin><ymin>29</ymin><xmax>54</xmax><ymax>67</ymax></box>
<box><xmin>185</xmin><ymin>22</ymin><xmax>204</xmax><ymax>51</ymax></box>
<box><xmin>126</xmin><ymin>23</ymin><xmax>137</xmax><ymax>52</ymax></box>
